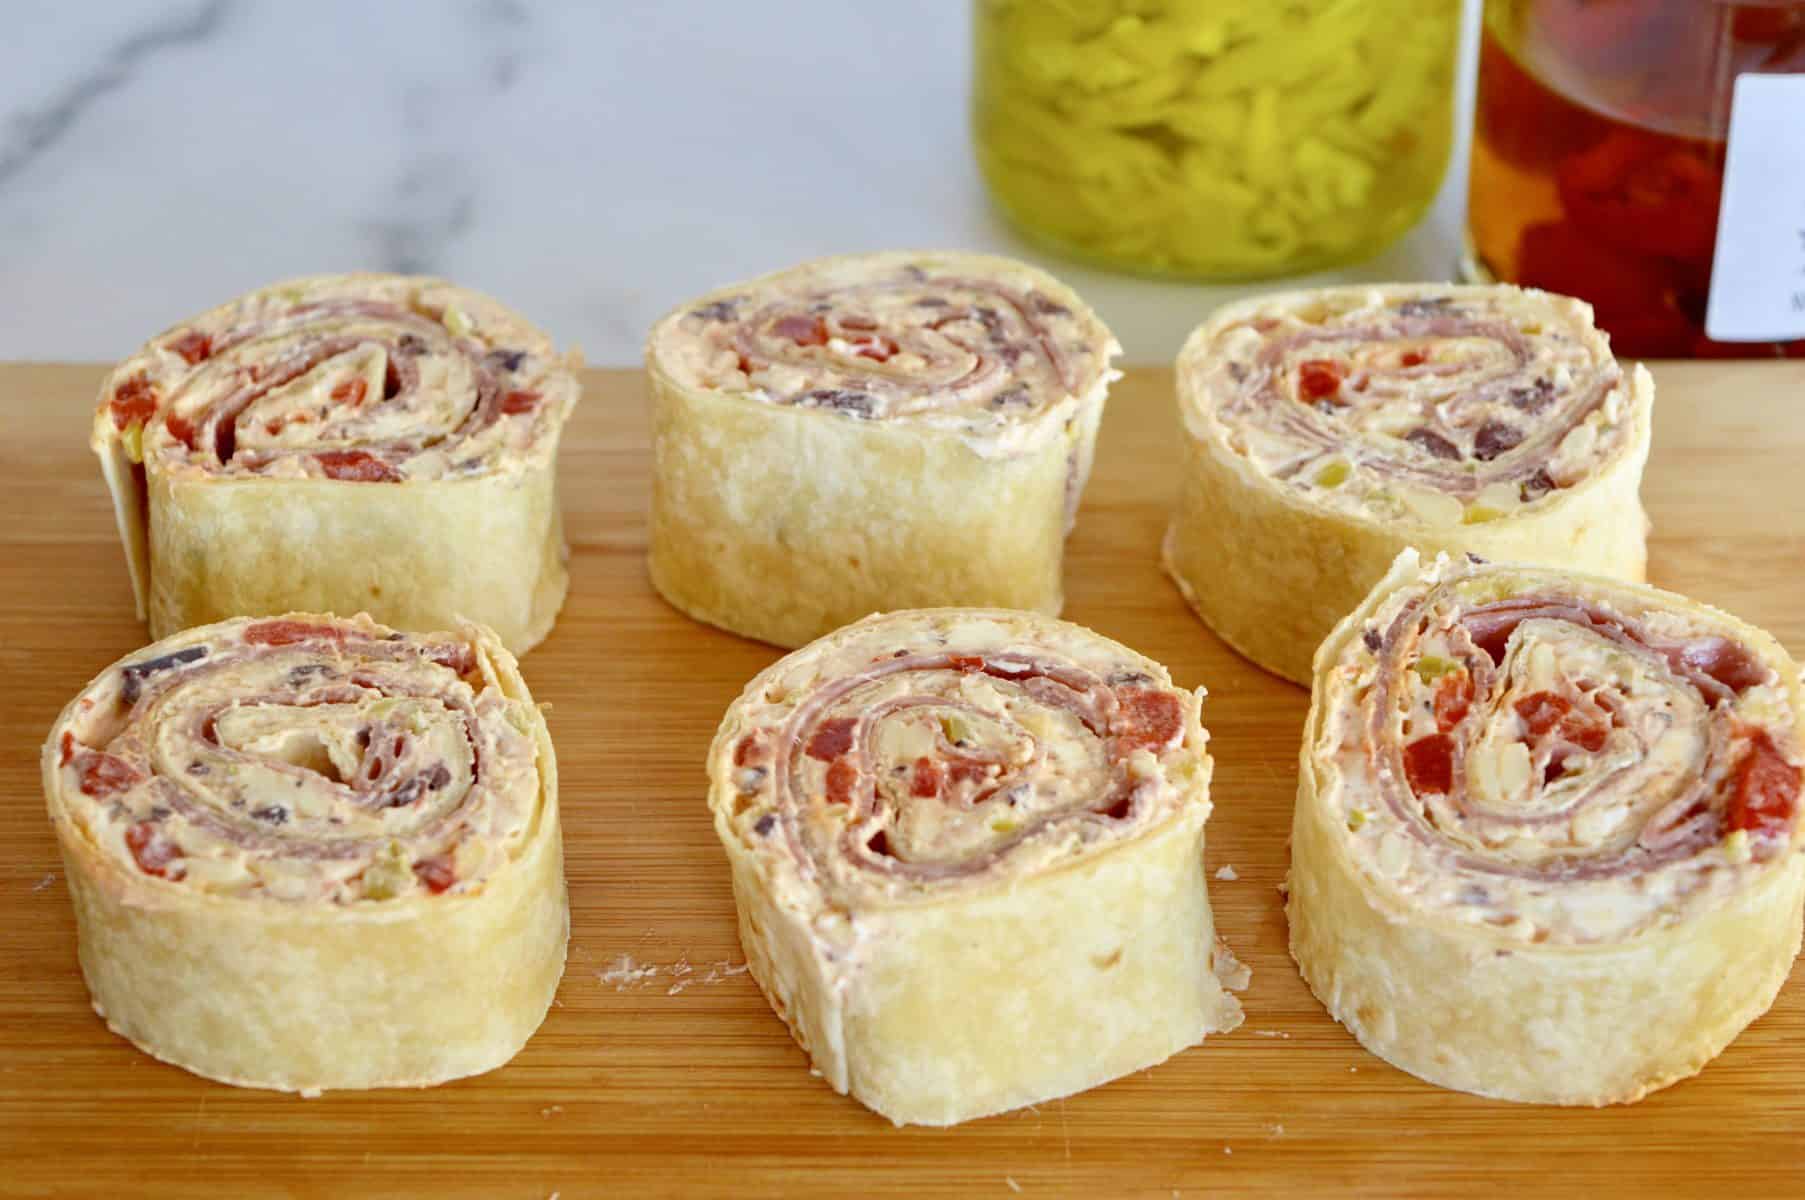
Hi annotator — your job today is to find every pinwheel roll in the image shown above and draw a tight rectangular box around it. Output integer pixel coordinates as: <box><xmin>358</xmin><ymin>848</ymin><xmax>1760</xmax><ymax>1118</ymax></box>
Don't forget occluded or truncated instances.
<box><xmin>646</xmin><ymin>251</ymin><xmax>1119</xmax><ymax>649</ymax></box>
<box><xmin>92</xmin><ymin>274</ymin><xmax>579</xmax><ymax>655</ymax></box>
<box><xmin>1166</xmin><ymin>284</ymin><xmax>1652</xmax><ymax>684</ymax></box>
<box><xmin>708</xmin><ymin>608</ymin><xmax>1244</xmax><ymax>1126</ymax></box>
<box><xmin>42</xmin><ymin>613</ymin><xmax>567</xmax><ymax>1094</ymax></box>
<box><xmin>1289</xmin><ymin>550</ymin><xmax>1805</xmax><ymax>1105</ymax></box>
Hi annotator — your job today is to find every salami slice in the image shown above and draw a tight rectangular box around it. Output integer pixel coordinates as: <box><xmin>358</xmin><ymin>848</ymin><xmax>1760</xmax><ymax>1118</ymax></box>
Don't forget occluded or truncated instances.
<box><xmin>645</xmin><ymin>251</ymin><xmax>1120</xmax><ymax>649</ymax></box>
<box><xmin>91</xmin><ymin>274</ymin><xmax>580</xmax><ymax>655</ymax></box>
<box><xmin>1289</xmin><ymin>550</ymin><xmax>1805</xmax><ymax>1104</ymax></box>
<box><xmin>1165</xmin><ymin>284</ymin><xmax>1653</xmax><ymax>684</ymax></box>
<box><xmin>41</xmin><ymin>613</ymin><xmax>567</xmax><ymax>1094</ymax></box>
<box><xmin>707</xmin><ymin>608</ymin><xmax>1243</xmax><ymax>1125</ymax></box>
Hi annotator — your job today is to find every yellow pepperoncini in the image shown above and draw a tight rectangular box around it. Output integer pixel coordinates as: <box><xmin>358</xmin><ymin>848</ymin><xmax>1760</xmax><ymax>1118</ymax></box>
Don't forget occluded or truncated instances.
<box><xmin>972</xmin><ymin>0</ymin><xmax>1460</xmax><ymax>279</ymax></box>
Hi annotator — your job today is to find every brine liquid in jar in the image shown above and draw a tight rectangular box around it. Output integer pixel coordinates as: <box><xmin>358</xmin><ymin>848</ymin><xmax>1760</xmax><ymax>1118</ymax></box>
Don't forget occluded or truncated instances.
<box><xmin>973</xmin><ymin>0</ymin><xmax>1460</xmax><ymax>281</ymax></box>
<box><xmin>1467</xmin><ymin>0</ymin><xmax>1805</xmax><ymax>357</ymax></box>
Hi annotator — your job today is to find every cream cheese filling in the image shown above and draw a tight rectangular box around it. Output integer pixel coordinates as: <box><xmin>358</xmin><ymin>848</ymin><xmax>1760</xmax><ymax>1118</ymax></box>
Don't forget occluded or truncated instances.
<box><xmin>96</xmin><ymin>274</ymin><xmax>578</xmax><ymax>484</ymax></box>
<box><xmin>51</xmin><ymin>618</ymin><xmax>541</xmax><ymax>905</ymax></box>
<box><xmin>1320</xmin><ymin>561</ymin><xmax>1800</xmax><ymax>944</ymax></box>
<box><xmin>1190</xmin><ymin>287</ymin><xmax>1635</xmax><ymax>526</ymax></box>
<box><xmin>650</xmin><ymin>252</ymin><xmax>1120</xmax><ymax>456</ymax></box>
<box><xmin>718</xmin><ymin>611</ymin><xmax>1205</xmax><ymax>912</ymax></box>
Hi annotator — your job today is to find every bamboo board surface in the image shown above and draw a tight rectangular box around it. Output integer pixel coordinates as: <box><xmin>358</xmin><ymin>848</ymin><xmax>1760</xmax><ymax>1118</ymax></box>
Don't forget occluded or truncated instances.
<box><xmin>1</xmin><ymin>363</ymin><xmax>1802</xmax><ymax>1199</ymax></box>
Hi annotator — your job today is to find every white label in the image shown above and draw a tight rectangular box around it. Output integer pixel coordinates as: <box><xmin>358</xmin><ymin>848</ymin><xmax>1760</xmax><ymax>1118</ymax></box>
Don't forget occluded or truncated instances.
<box><xmin>1705</xmin><ymin>74</ymin><xmax>1805</xmax><ymax>342</ymax></box>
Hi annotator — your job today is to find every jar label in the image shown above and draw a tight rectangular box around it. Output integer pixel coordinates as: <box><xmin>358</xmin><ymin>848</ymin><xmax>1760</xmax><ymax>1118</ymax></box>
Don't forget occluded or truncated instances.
<box><xmin>1705</xmin><ymin>74</ymin><xmax>1805</xmax><ymax>343</ymax></box>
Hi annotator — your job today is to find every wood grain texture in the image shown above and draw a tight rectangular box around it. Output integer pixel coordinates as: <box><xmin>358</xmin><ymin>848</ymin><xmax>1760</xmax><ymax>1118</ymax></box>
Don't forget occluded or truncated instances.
<box><xmin>1</xmin><ymin>363</ymin><xmax>1801</xmax><ymax>1199</ymax></box>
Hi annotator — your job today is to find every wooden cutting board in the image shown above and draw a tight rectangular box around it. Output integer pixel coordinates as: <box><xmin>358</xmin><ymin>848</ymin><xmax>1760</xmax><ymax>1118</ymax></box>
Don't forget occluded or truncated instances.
<box><xmin>1</xmin><ymin>363</ymin><xmax>1801</xmax><ymax>1199</ymax></box>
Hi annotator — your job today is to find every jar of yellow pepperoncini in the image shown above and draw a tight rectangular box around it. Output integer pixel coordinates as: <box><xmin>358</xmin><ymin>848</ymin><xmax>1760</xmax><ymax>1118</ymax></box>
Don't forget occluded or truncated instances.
<box><xmin>973</xmin><ymin>0</ymin><xmax>1462</xmax><ymax>280</ymax></box>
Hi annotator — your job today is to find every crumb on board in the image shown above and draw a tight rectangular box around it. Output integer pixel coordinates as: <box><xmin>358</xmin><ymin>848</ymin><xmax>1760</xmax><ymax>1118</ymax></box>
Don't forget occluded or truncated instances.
<box><xmin>1251</xmin><ymin>1030</ymin><xmax>1291</xmax><ymax>1039</ymax></box>
<box><xmin>541</xmin><ymin>1105</ymin><xmax>563</xmax><ymax>1118</ymax></box>
<box><xmin>600</xmin><ymin>955</ymin><xmax>750</xmax><ymax>994</ymax></box>
<box><xmin>1212</xmin><ymin>939</ymin><xmax>1252</xmax><ymax>992</ymax></box>
<box><xmin>1266</xmin><ymin>1123</ymin><xmax>1285</xmax><ymax>1139</ymax></box>
<box><xmin>598</xmin><ymin>954</ymin><xmax>660</xmax><ymax>989</ymax></box>
<box><xmin>1214</xmin><ymin>864</ymin><xmax>1238</xmax><ymax>881</ymax></box>
<box><xmin>1006</xmin><ymin>1178</ymin><xmax>1022</xmax><ymax>1194</ymax></box>
<box><xmin>32</xmin><ymin>873</ymin><xmax>57</xmax><ymax>893</ymax></box>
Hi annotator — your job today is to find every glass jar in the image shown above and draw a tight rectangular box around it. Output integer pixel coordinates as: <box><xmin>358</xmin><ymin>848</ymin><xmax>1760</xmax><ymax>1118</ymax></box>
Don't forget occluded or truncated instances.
<box><xmin>971</xmin><ymin>0</ymin><xmax>1462</xmax><ymax>281</ymax></box>
<box><xmin>1466</xmin><ymin>0</ymin><xmax>1805</xmax><ymax>357</ymax></box>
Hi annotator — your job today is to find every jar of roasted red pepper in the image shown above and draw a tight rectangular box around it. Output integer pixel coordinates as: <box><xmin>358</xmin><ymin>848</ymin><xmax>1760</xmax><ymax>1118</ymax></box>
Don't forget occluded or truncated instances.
<box><xmin>1466</xmin><ymin>0</ymin><xmax>1805</xmax><ymax>357</ymax></box>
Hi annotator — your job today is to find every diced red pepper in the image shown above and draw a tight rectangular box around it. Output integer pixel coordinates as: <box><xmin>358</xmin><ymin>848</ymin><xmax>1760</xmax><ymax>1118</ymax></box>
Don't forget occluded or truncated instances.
<box><xmin>164</xmin><ymin>411</ymin><xmax>197</xmax><ymax>450</ymax></box>
<box><xmin>1113</xmin><ymin>687</ymin><xmax>1183</xmax><ymax>754</ymax></box>
<box><xmin>500</xmin><ymin>389</ymin><xmax>540</xmax><ymax>415</ymax></box>
<box><xmin>733</xmin><ymin>734</ymin><xmax>767</xmax><ymax>768</ymax></box>
<box><xmin>805</xmin><ymin>717</ymin><xmax>857</xmax><ymax>762</ymax></box>
<box><xmin>124</xmin><ymin>821</ymin><xmax>180</xmax><ymax>878</ymax></box>
<box><xmin>910</xmin><ymin>756</ymin><xmax>943</xmax><ymax>798</ymax></box>
<box><xmin>1513</xmin><ymin>691</ymin><xmax>1572</xmax><ymax>737</ymax></box>
<box><xmin>413</xmin><ymin>856</ymin><xmax>457</xmax><ymax>893</ymax></box>
<box><xmin>59</xmin><ymin>731</ymin><xmax>75</xmax><ymax>766</ymax></box>
<box><xmin>1562</xmin><ymin>718</ymin><xmax>1607</xmax><ymax>753</ymax></box>
<box><xmin>850</xmin><ymin>336</ymin><xmax>899</xmax><ymax>362</ymax></box>
<box><xmin>78</xmin><ymin>752</ymin><xmax>141</xmax><ymax>797</ymax></box>
<box><xmin>1296</xmin><ymin>359</ymin><xmax>1345</xmax><ymax>404</ymax></box>
<box><xmin>773</xmin><ymin>315</ymin><xmax>829</xmax><ymax>346</ymax></box>
<box><xmin>330</xmin><ymin>377</ymin><xmax>368</xmax><ymax>406</ymax></box>
<box><xmin>1402</xmin><ymin>733</ymin><xmax>1455</xmax><ymax>796</ymax></box>
<box><xmin>1433</xmin><ymin>671</ymin><xmax>1473</xmax><ymax>732</ymax></box>
<box><xmin>167</xmin><ymin>330</ymin><xmax>213</xmax><ymax>365</ymax></box>
<box><xmin>1513</xmin><ymin>691</ymin><xmax>1606</xmax><ymax>751</ymax></box>
<box><xmin>824</xmin><ymin>758</ymin><xmax>857</xmax><ymax>805</ymax></box>
<box><xmin>108</xmin><ymin>374</ymin><xmax>159</xmax><ymax>429</ymax></box>
<box><xmin>315</xmin><ymin>449</ymin><xmax>401</xmax><ymax>482</ymax></box>
<box><xmin>1727</xmin><ymin>731</ymin><xmax>1799</xmax><ymax>838</ymax></box>
<box><xmin>947</xmin><ymin>759</ymin><xmax>990</xmax><ymax>786</ymax></box>
<box><xmin>1399</xmin><ymin>350</ymin><xmax>1426</xmax><ymax>368</ymax></box>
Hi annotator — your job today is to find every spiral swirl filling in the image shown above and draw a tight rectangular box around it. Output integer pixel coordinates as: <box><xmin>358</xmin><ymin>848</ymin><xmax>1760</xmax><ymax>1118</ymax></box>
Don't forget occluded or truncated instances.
<box><xmin>1205</xmin><ymin>292</ymin><xmax>1633</xmax><ymax>516</ymax></box>
<box><xmin>103</xmin><ymin>281</ymin><xmax>568</xmax><ymax>482</ymax></box>
<box><xmin>53</xmin><ymin>618</ymin><xmax>540</xmax><ymax>903</ymax></box>
<box><xmin>1329</xmin><ymin>574</ymin><xmax>1801</xmax><ymax>941</ymax></box>
<box><xmin>663</xmin><ymin>259</ymin><xmax>1113</xmax><ymax>430</ymax></box>
<box><xmin>728</xmin><ymin>651</ymin><xmax>1187</xmax><ymax>889</ymax></box>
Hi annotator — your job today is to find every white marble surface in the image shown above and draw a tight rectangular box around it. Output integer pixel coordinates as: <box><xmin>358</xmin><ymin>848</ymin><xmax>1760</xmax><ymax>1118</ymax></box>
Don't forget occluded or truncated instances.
<box><xmin>1</xmin><ymin>1</ymin><xmax>1480</xmax><ymax>366</ymax></box>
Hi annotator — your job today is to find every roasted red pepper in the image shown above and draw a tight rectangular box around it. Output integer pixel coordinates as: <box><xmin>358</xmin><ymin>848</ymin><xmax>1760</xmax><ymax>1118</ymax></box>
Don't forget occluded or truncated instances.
<box><xmin>1727</xmin><ymin>732</ymin><xmax>1799</xmax><ymax>839</ymax></box>
<box><xmin>315</xmin><ymin>449</ymin><xmax>401</xmax><ymax>482</ymax></box>
<box><xmin>167</xmin><ymin>330</ymin><xmax>213</xmax><ymax>365</ymax></box>
<box><xmin>1296</xmin><ymin>359</ymin><xmax>1345</xmax><ymax>404</ymax></box>
<box><xmin>1433</xmin><ymin>672</ymin><xmax>1474</xmax><ymax>732</ymax></box>
<box><xmin>1403</xmin><ymin>733</ymin><xmax>1455</xmax><ymax>796</ymax></box>
<box><xmin>108</xmin><ymin>374</ymin><xmax>158</xmax><ymax>429</ymax></box>
<box><xmin>124</xmin><ymin>821</ymin><xmax>181</xmax><ymax>878</ymax></box>
<box><xmin>1112</xmin><ymin>687</ymin><xmax>1183</xmax><ymax>754</ymax></box>
<box><xmin>805</xmin><ymin>717</ymin><xmax>856</xmax><ymax>762</ymax></box>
